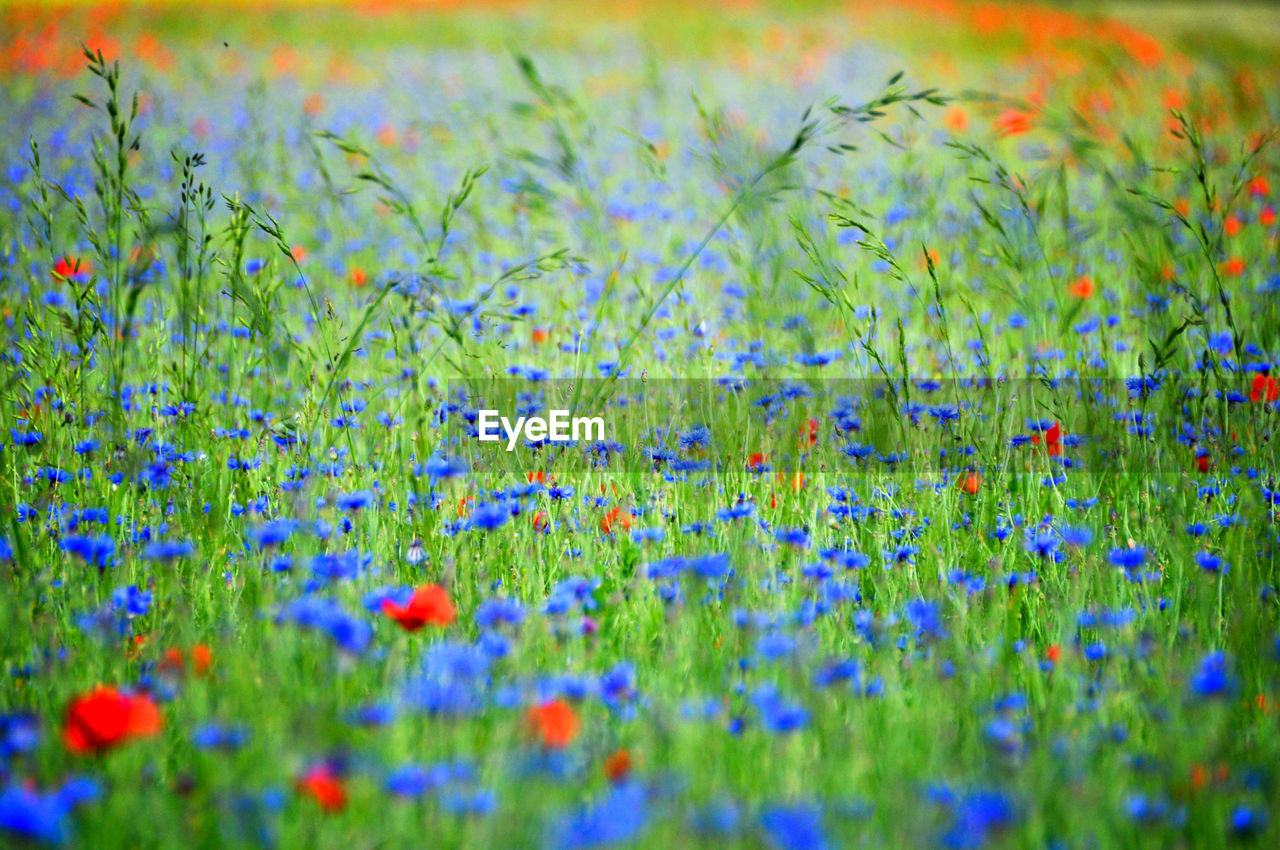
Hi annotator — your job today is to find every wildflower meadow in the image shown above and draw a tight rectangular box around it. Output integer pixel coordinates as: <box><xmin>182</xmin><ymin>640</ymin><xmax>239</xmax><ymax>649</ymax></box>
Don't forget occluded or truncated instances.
<box><xmin>1</xmin><ymin>1</ymin><xmax>1279</xmax><ymax>847</ymax></box>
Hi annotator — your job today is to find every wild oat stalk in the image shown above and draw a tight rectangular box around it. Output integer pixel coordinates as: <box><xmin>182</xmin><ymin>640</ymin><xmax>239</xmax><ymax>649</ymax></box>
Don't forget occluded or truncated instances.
<box><xmin>580</xmin><ymin>72</ymin><xmax>952</xmax><ymax>415</ymax></box>
<box><xmin>1128</xmin><ymin>111</ymin><xmax>1278</xmax><ymax>437</ymax></box>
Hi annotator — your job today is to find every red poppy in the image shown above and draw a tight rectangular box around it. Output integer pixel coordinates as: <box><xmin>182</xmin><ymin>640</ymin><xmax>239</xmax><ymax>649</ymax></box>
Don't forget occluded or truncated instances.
<box><xmin>530</xmin><ymin>327</ymin><xmax>550</xmax><ymax>344</ymax></box>
<box><xmin>1069</xmin><ymin>276</ymin><xmax>1093</xmax><ymax>298</ymax></box>
<box><xmin>1251</xmin><ymin>374</ymin><xmax>1279</xmax><ymax>403</ymax></box>
<box><xmin>1222</xmin><ymin>257</ymin><xmax>1246</xmax><ymax>276</ymax></box>
<box><xmin>799</xmin><ymin>418</ymin><xmax>819</xmax><ymax>448</ymax></box>
<box><xmin>746</xmin><ymin>452</ymin><xmax>767</xmax><ymax>471</ymax></box>
<box><xmin>995</xmin><ymin>109</ymin><xmax>1032</xmax><ymax>137</ymax></box>
<box><xmin>1190</xmin><ymin>763</ymin><xmax>1208</xmax><ymax>792</ymax></box>
<box><xmin>944</xmin><ymin>106</ymin><xmax>969</xmax><ymax>132</ymax></box>
<box><xmin>52</xmin><ymin>256</ymin><xmax>88</xmax><ymax>281</ymax></box>
<box><xmin>192</xmin><ymin>643</ymin><xmax>213</xmax><ymax>676</ymax></box>
<box><xmin>126</xmin><ymin>633</ymin><xmax>148</xmax><ymax>660</ymax></box>
<box><xmin>1196</xmin><ymin>453</ymin><xmax>1210</xmax><ymax>473</ymax></box>
<box><xmin>600</xmin><ymin>506</ymin><xmax>631</xmax><ymax>535</ymax></box>
<box><xmin>959</xmin><ymin>472</ymin><xmax>980</xmax><ymax>495</ymax></box>
<box><xmin>1261</xmin><ymin>207</ymin><xmax>1276</xmax><ymax>227</ymax></box>
<box><xmin>779</xmin><ymin>471</ymin><xmax>805</xmax><ymax>493</ymax></box>
<box><xmin>526</xmin><ymin>699</ymin><xmax>579</xmax><ymax>749</ymax></box>
<box><xmin>63</xmin><ymin>686</ymin><xmax>162</xmax><ymax>755</ymax></box>
<box><xmin>157</xmin><ymin>643</ymin><xmax>211</xmax><ymax>678</ymax></box>
<box><xmin>604</xmin><ymin>748</ymin><xmax>632</xmax><ymax>783</ymax></box>
<box><xmin>349</xmin><ymin>266</ymin><xmax>367</xmax><ymax>287</ymax></box>
<box><xmin>297</xmin><ymin>765</ymin><xmax>346</xmax><ymax>812</ymax></box>
<box><xmin>1031</xmin><ymin>422</ymin><xmax>1062</xmax><ymax>457</ymax></box>
<box><xmin>158</xmin><ymin>647</ymin><xmax>185</xmax><ymax>676</ymax></box>
<box><xmin>381</xmin><ymin>584</ymin><xmax>455</xmax><ymax>631</ymax></box>
<box><xmin>1249</xmin><ymin>175</ymin><xmax>1271</xmax><ymax>197</ymax></box>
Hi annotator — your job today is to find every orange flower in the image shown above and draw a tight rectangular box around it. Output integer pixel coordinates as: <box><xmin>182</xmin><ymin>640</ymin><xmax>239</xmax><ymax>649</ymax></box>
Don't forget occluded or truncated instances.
<box><xmin>798</xmin><ymin>417</ymin><xmax>819</xmax><ymax>448</ymax></box>
<box><xmin>995</xmin><ymin>109</ymin><xmax>1032</xmax><ymax>137</ymax></box>
<box><xmin>1223</xmin><ymin>215</ymin><xmax>1241</xmax><ymax>237</ymax></box>
<box><xmin>52</xmin><ymin>256</ymin><xmax>89</xmax><ymax>281</ymax></box>
<box><xmin>297</xmin><ymin>765</ymin><xmax>346</xmax><ymax>812</ymax></box>
<box><xmin>781</xmin><ymin>471</ymin><xmax>805</xmax><ymax>493</ymax></box>
<box><xmin>959</xmin><ymin>472</ymin><xmax>980</xmax><ymax>495</ymax></box>
<box><xmin>746</xmin><ymin>452</ymin><xmax>768</xmax><ymax>471</ymax></box>
<box><xmin>381</xmin><ymin>584</ymin><xmax>456</xmax><ymax>631</ymax></box>
<box><xmin>1249</xmin><ymin>174</ymin><xmax>1271</xmax><ymax>197</ymax></box>
<box><xmin>158</xmin><ymin>647</ymin><xmax>185</xmax><ymax>676</ymax></box>
<box><xmin>1222</xmin><ymin>257</ymin><xmax>1245</xmax><ymax>276</ymax></box>
<box><xmin>349</xmin><ymin>266</ymin><xmax>368</xmax><ymax>287</ymax></box>
<box><xmin>1069</xmin><ymin>276</ymin><xmax>1093</xmax><ymax>298</ymax></box>
<box><xmin>157</xmin><ymin>644</ymin><xmax>212</xmax><ymax>678</ymax></box>
<box><xmin>1031</xmin><ymin>422</ymin><xmax>1062</xmax><ymax>457</ymax></box>
<box><xmin>1174</xmin><ymin>198</ymin><xmax>1191</xmax><ymax>217</ymax></box>
<box><xmin>530</xmin><ymin>327</ymin><xmax>550</xmax><ymax>344</ymax></box>
<box><xmin>1261</xmin><ymin>207</ymin><xmax>1275</xmax><ymax>227</ymax></box>
<box><xmin>603</xmin><ymin>748</ymin><xmax>632</xmax><ymax>783</ymax></box>
<box><xmin>944</xmin><ymin>106</ymin><xmax>969</xmax><ymax>132</ymax></box>
<box><xmin>303</xmin><ymin>93</ymin><xmax>324</xmax><ymax>117</ymax></box>
<box><xmin>1045</xmin><ymin>644</ymin><xmax>1061</xmax><ymax>664</ymax></box>
<box><xmin>1251</xmin><ymin>374</ymin><xmax>1279</xmax><ymax>403</ymax></box>
<box><xmin>600</xmin><ymin>506</ymin><xmax>631</xmax><ymax>535</ymax></box>
<box><xmin>192</xmin><ymin>643</ymin><xmax>213</xmax><ymax>676</ymax></box>
<box><xmin>63</xmin><ymin>686</ymin><xmax>162</xmax><ymax>755</ymax></box>
<box><xmin>526</xmin><ymin>699</ymin><xmax>579</xmax><ymax>749</ymax></box>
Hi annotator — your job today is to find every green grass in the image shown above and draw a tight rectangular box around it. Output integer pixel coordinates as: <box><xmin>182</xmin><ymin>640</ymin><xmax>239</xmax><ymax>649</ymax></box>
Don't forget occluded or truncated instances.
<box><xmin>0</xmin><ymin>2</ymin><xmax>1278</xmax><ymax>848</ymax></box>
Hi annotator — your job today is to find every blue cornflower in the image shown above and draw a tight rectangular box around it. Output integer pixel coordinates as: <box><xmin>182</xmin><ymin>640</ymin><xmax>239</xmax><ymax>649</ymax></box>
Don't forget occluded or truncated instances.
<box><xmin>760</xmin><ymin>804</ymin><xmax>827</xmax><ymax>850</ymax></box>
<box><xmin>905</xmin><ymin>599</ymin><xmax>945</xmax><ymax>641</ymax></box>
<box><xmin>59</xmin><ymin>534</ymin><xmax>115</xmax><ymax>569</ymax></box>
<box><xmin>1194</xmin><ymin>552</ymin><xmax>1229</xmax><ymax>574</ymax></box>
<box><xmin>548</xmin><ymin>782</ymin><xmax>649</xmax><ymax>850</ymax></box>
<box><xmin>251</xmin><ymin>519</ymin><xmax>297</xmax><ymax>549</ymax></box>
<box><xmin>1189</xmin><ymin>651</ymin><xmax>1236</xmax><ymax>699</ymax></box>
<box><xmin>475</xmin><ymin>597</ymin><xmax>525</xmax><ymax>630</ymax></box>
<box><xmin>335</xmin><ymin>490</ymin><xmax>375</xmax><ymax>512</ymax></box>
<box><xmin>141</xmin><ymin>540</ymin><xmax>194</xmax><ymax>561</ymax></box>
<box><xmin>1108</xmin><ymin>547</ymin><xmax>1147</xmax><ymax>569</ymax></box>
<box><xmin>1230</xmin><ymin>805</ymin><xmax>1267</xmax><ymax>838</ymax></box>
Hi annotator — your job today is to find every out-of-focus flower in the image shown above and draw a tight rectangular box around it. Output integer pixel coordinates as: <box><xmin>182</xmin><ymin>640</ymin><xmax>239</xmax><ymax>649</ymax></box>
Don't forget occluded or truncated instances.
<box><xmin>63</xmin><ymin>687</ymin><xmax>161</xmax><ymax>755</ymax></box>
